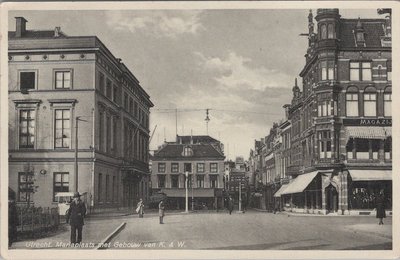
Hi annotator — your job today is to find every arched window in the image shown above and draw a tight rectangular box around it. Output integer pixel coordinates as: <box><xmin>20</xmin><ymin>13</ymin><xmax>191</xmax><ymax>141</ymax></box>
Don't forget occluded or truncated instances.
<box><xmin>327</xmin><ymin>23</ymin><xmax>334</xmax><ymax>39</ymax></box>
<box><xmin>363</xmin><ymin>86</ymin><xmax>377</xmax><ymax>117</ymax></box>
<box><xmin>320</xmin><ymin>24</ymin><xmax>327</xmax><ymax>39</ymax></box>
<box><xmin>346</xmin><ymin>86</ymin><xmax>359</xmax><ymax>117</ymax></box>
<box><xmin>384</xmin><ymin>86</ymin><xmax>392</xmax><ymax>117</ymax></box>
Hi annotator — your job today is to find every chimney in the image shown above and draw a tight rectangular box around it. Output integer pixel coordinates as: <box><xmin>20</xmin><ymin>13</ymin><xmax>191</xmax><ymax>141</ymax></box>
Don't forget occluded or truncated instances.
<box><xmin>15</xmin><ymin>17</ymin><xmax>28</xmax><ymax>37</ymax></box>
<box><xmin>54</xmin><ymin>27</ymin><xmax>61</xmax><ymax>37</ymax></box>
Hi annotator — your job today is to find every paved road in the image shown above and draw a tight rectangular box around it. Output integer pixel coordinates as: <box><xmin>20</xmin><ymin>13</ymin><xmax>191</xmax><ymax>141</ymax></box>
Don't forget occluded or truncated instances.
<box><xmin>109</xmin><ymin>210</ymin><xmax>392</xmax><ymax>250</ymax></box>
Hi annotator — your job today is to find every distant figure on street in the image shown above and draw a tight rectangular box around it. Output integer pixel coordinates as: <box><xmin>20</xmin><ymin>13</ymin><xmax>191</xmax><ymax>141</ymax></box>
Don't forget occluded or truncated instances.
<box><xmin>136</xmin><ymin>198</ymin><xmax>144</xmax><ymax>218</ymax></box>
<box><xmin>66</xmin><ymin>192</ymin><xmax>87</xmax><ymax>244</ymax></box>
<box><xmin>159</xmin><ymin>200</ymin><xmax>165</xmax><ymax>224</ymax></box>
<box><xmin>8</xmin><ymin>190</ymin><xmax>18</xmax><ymax>247</ymax></box>
<box><xmin>376</xmin><ymin>189</ymin><xmax>386</xmax><ymax>225</ymax></box>
<box><xmin>228</xmin><ymin>196</ymin><xmax>234</xmax><ymax>215</ymax></box>
<box><xmin>242</xmin><ymin>198</ymin><xmax>247</xmax><ymax>213</ymax></box>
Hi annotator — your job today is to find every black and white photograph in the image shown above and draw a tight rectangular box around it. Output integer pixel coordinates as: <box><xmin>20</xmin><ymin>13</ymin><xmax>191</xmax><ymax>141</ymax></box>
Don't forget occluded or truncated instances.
<box><xmin>0</xmin><ymin>2</ymin><xmax>398</xmax><ymax>259</ymax></box>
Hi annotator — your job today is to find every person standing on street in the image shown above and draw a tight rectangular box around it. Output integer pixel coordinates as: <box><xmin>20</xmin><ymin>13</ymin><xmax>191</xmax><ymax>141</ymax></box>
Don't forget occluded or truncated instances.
<box><xmin>136</xmin><ymin>198</ymin><xmax>144</xmax><ymax>218</ymax></box>
<box><xmin>376</xmin><ymin>189</ymin><xmax>386</xmax><ymax>225</ymax></box>
<box><xmin>159</xmin><ymin>200</ymin><xmax>165</xmax><ymax>224</ymax></box>
<box><xmin>66</xmin><ymin>192</ymin><xmax>87</xmax><ymax>244</ymax></box>
<box><xmin>228</xmin><ymin>196</ymin><xmax>234</xmax><ymax>215</ymax></box>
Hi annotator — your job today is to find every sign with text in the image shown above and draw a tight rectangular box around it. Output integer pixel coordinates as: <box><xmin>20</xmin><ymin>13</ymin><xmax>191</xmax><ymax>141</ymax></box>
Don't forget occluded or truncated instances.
<box><xmin>343</xmin><ymin>118</ymin><xmax>392</xmax><ymax>126</ymax></box>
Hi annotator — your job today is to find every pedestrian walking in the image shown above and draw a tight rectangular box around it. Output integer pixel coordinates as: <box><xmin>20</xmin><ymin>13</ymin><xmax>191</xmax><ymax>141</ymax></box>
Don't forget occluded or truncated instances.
<box><xmin>136</xmin><ymin>198</ymin><xmax>144</xmax><ymax>218</ymax></box>
<box><xmin>376</xmin><ymin>189</ymin><xmax>386</xmax><ymax>225</ymax></box>
<box><xmin>159</xmin><ymin>200</ymin><xmax>165</xmax><ymax>224</ymax></box>
<box><xmin>8</xmin><ymin>189</ymin><xmax>18</xmax><ymax>248</ymax></box>
<box><xmin>66</xmin><ymin>192</ymin><xmax>87</xmax><ymax>244</ymax></box>
<box><xmin>242</xmin><ymin>197</ymin><xmax>247</xmax><ymax>213</ymax></box>
<box><xmin>228</xmin><ymin>196</ymin><xmax>234</xmax><ymax>215</ymax></box>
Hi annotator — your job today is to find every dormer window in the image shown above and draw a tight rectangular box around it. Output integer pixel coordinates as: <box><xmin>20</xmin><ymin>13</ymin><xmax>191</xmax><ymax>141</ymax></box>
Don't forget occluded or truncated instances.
<box><xmin>183</xmin><ymin>146</ymin><xmax>193</xmax><ymax>157</ymax></box>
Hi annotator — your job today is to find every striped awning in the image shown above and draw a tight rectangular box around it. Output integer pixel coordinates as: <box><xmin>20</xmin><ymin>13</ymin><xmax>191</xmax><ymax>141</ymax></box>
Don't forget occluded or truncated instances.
<box><xmin>349</xmin><ymin>170</ymin><xmax>392</xmax><ymax>181</ymax></box>
<box><xmin>345</xmin><ymin>127</ymin><xmax>387</xmax><ymax>139</ymax></box>
<box><xmin>281</xmin><ymin>171</ymin><xmax>319</xmax><ymax>195</ymax></box>
<box><xmin>273</xmin><ymin>184</ymin><xmax>289</xmax><ymax>198</ymax></box>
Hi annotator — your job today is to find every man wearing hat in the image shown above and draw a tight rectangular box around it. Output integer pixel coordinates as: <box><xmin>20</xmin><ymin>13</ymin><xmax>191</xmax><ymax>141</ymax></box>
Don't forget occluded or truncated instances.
<box><xmin>66</xmin><ymin>192</ymin><xmax>87</xmax><ymax>244</ymax></box>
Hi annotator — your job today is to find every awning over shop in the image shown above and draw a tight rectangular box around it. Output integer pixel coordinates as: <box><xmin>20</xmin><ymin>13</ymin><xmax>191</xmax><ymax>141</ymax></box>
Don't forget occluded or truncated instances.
<box><xmin>273</xmin><ymin>184</ymin><xmax>289</xmax><ymax>197</ymax></box>
<box><xmin>161</xmin><ymin>188</ymin><xmax>215</xmax><ymax>198</ymax></box>
<box><xmin>345</xmin><ymin>127</ymin><xmax>387</xmax><ymax>140</ymax></box>
<box><xmin>281</xmin><ymin>171</ymin><xmax>319</xmax><ymax>195</ymax></box>
<box><xmin>349</xmin><ymin>170</ymin><xmax>392</xmax><ymax>181</ymax></box>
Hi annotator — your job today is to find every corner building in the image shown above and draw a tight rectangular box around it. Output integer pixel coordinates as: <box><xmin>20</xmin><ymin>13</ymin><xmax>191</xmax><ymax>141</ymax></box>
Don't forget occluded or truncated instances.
<box><xmin>279</xmin><ymin>9</ymin><xmax>391</xmax><ymax>215</ymax></box>
<box><xmin>8</xmin><ymin>17</ymin><xmax>153</xmax><ymax>211</ymax></box>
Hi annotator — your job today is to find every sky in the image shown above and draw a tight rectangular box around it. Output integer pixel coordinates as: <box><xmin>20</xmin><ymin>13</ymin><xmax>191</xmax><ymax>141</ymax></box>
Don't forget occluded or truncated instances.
<box><xmin>8</xmin><ymin>8</ymin><xmax>385</xmax><ymax>160</ymax></box>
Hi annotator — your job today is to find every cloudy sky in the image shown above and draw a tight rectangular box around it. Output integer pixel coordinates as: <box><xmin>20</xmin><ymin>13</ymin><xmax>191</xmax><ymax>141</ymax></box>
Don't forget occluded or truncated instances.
<box><xmin>9</xmin><ymin>8</ymin><xmax>383</xmax><ymax>159</ymax></box>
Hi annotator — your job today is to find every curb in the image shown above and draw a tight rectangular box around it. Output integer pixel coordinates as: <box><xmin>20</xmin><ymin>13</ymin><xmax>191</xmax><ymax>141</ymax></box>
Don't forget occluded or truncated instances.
<box><xmin>96</xmin><ymin>222</ymin><xmax>126</xmax><ymax>250</ymax></box>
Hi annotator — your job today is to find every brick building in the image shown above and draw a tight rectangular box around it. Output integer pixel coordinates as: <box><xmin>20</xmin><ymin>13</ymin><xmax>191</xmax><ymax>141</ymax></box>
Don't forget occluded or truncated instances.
<box><xmin>151</xmin><ymin>135</ymin><xmax>225</xmax><ymax>210</ymax></box>
<box><xmin>8</xmin><ymin>17</ymin><xmax>153</xmax><ymax>211</ymax></box>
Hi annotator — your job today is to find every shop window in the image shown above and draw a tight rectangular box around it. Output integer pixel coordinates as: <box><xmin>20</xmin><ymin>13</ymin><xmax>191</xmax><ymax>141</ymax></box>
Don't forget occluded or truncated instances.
<box><xmin>158</xmin><ymin>175</ymin><xmax>165</xmax><ymax>188</ymax></box>
<box><xmin>171</xmin><ymin>163</ymin><xmax>179</xmax><ymax>173</ymax></box>
<box><xmin>356</xmin><ymin>139</ymin><xmax>369</xmax><ymax>159</ymax></box>
<box><xmin>346</xmin><ymin>138</ymin><xmax>355</xmax><ymax>159</ymax></box>
<box><xmin>384</xmin><ymin>92</ymin><xmax>391</xmax><ymax>117</ymax></box>
<box><xmin>371</xmin><ymin>139</ymin><xmax>380</xmax><ymax>159</ymax></box>
<box><xmin>384</xmin><ymin>137</ymin><xmax>392</xmax><ymax>160</ymax></box>
<box><xmin>196</xmin><ymin>175</ymin><xmax>204</xmax><ymax>188</ymax></box>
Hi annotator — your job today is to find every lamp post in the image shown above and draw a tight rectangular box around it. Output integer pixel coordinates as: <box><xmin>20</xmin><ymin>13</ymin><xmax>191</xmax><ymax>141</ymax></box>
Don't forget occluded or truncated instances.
<box><xmin>74</xmin><ymin>116</ymin><xmax>87</xmax><ymax>192</ymax></box>
<box><xmin>185</xmin><ymin>171</ymin><xmax>189</xmax><ymax>213</ymax></box>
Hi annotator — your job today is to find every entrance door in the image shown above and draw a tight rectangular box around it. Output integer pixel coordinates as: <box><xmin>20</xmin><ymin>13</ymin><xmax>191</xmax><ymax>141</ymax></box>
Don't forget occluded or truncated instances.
<box><xmin>325</xmin><ymin>184</ymin><xmax>338</xmax><ymax>213</ymax></box>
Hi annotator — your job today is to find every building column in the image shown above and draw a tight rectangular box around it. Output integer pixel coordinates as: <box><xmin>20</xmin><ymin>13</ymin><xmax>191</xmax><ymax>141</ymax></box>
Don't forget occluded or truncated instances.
<box><xmin>304</xmin><ymin>191</ymin><xmax>308</xmax><ymax>213</ymax></box>
<box><xmin>340</xmin><ymin>171</ymin><xmax>349</xmax><ymax>214</ymax></box>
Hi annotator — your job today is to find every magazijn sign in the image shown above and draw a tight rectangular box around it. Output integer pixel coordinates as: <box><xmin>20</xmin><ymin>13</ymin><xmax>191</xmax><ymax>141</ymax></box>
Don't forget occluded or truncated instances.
<box><xmin>343</xmin><ymin>119</ymin><xmax>392</xmax><ymax>126</ymax></box>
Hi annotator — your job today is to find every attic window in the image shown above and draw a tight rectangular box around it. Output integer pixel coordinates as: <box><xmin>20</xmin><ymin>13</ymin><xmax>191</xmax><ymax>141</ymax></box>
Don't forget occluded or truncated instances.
<box><xmin>183</xmin><ymin>146</ymin><xmax>193</xmax><ymax>157</ymax></box>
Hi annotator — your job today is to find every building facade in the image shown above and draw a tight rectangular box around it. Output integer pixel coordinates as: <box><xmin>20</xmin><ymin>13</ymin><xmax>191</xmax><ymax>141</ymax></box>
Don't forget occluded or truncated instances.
<box><xmin>278</xmin><ymin>9</ymin><xmax>392</xmax><ymax>215</ymax></box>
<box><xmin>8</xmin><ymin>17</ymin><xmax>153</xmax><ymax>211</ymax></box>
<box><xmin>151</xmin><ymin>135</ymin><xmax>225</xmax><ymax>210</ymax></box>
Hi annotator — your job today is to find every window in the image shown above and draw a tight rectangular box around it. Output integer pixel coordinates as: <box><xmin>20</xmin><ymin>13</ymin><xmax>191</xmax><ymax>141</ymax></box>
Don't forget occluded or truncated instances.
<box><xmin>197</xmin><ymin>163</ymin><xmax>205</xmax><ymax>173</ymax></box>
<box><xmin>171</xmin><ymin>163</ymin><xmax>179</xmax><ymax>173</ymax></box>
<box><xmin>183</xmin><ymin>146</ymin><xmax>193</xmax><ymax>157</ymax></box>
<box><xmin>184</xmin><ymin>163</ymin><xmax>192</xmax><ymax>173</ymax></box>
<box><xmin>356</xmin><ymin>139</ymin><xmax>369</xmax><ymax>159</ymax></box>
<box><xmin>385</xmin><ymin>137</ymin><xmax>392</xmax><ymax>160</ymax></box>
<box><xmin>113</xmin><ymin>85</ymin><xmax>118</xmax><ymax>103</ymax></box>
<box><xmin>55</xmin><ymin>71</ymin><xmax>71</xmax><ymax>89</ymax></box>
<box><xmin>171</xmin><ymin>175</ymin><xmax>179</xmax><ymax>188</ymax></box>
<box><xmin>99</xmin><ymin>111</ymin><xmax>104</xmax><ymax>151</ymax></box>
<box><xmin>384</xmin><ymin>92</ymin><xmax>391</xmax><ymax>117</ymax></box>
<box><xmin>321</xmin><ymin>61</ymin><xmax>334</xmax><ymax>80</ymax></box>
<box><xmin>318</xmin><ymin>100</ymin><xmax>331</xmax><ymax>117</ymax></box>
<box><xmin>106</xmin><ymin>115</ymin><xmax>111</xmax><ymax>153</ymax></box>
<box><xmin>106</xmin><ymin>79</ymin><xmax>112</xmax><ymax>99</ymax></box>
<box><xmin>210</xmin><ymin>163</ymin><xmax>218</xmax><ymax>173</ymax></box>
<box><xmin>158</xmin><ymin>163</ymin><xmax>166</xmax><ymax>173</ymax></box>
<box><xmin>158</xmin><ymin>175</ymin><xmax>166</xmax><ymax>188</ymax></box>
<box><xmin>18</xmin><ymin>172</ymin><xmax>34</xmax><ymax>202</ymax></box>
<box><xmin>327</xmin><ymin>23</ymin><xmax>334</xmax><ymax>39</ymax></box>
<box><xmin>371</xmin><ymin>139</ymin><xmax>380</xmax><ymax>159</ymax></box>
<box><xmin>53</xmin><ymin>172</ymin><xmax>69</xmax><ymax>201</ymax></box>
<box><xmin>98</xmin><ymin>173</ymin><xmax>103</xmax><ymax>202</ymax></box>
<box><xmin>346</xmin><ymin>138</ymin><xmax>355</xmax><ymax>159</ymax></box>
<box><xmin>112</xmin><ymin>176</ymin><xmax>116</xmax><ymax>202</ymax></box>
<box><xmin>20</xmin><ymin>71</ymin><xmax>36</xmax><ymax>91</ymax></box>
<box><xmin>320</xmin><ymin>24</ymin><xmax>327</xmax><ymax>39</ymax></box>
<box><xmin>210</xmin><ymin>175</ymin><xmax>218</xmax><ymax>188</ymax></box>
<box><xmin>129</xmin><ymin>98</ymin><xmax>133</xmax><ymax>114</ymax></box>
<box><xmin>350</xmin><ymin>62</ymin><xmax>371</xmax><ymax>81</ymax></box>
<box><xmin>364</xmin><ymin>92</ymin><xmax>377</xmax><ymax>117</ymax></box>
<box><xmin>134</xmin><ymin>102</ymin><xmax>139</xmax><ymax>118</ymax></box>
<box><xmin>196</xmin><ymin>175</ymin><xmax>204</xmax><ymax>188</ymax></box>
<box><xmin>105</xmin><ymin>175</ymin><xmax>110</xmax><ymax>202</ymax></box>
<box><xmin>113</xmin><ymin>119</ymin><xmax>118</xmax><ymax>154</ymax></box>
<box><xmin>54</xmin><ymin>109</ymin><xmax>71</xmax><ymax>148</ymax></box>
<box><xmin>19</xmin><ymin>110</ymin><xmax>35</xmax><ymax>148</ymax></box>
<box><xmin>99</xmin><ymin>72</ymin><xmax>105</xmax><ymax>94</ymax></box>
<box><xmin>346</xmin><ymin>93</ymin><xmax>359</xmax><ymax>117</ymax></box>
<box><xmin>376</xmin><ymin>65</ymin><xmax>385</xmax><ymax>79</ymax></box>
<box><xmin>387</xmin><ymin>60</ymin><xmax>392</xmax><ymax>81</ymax></box>
<box><xmin>318</xmin><ymin>131</ymin><xmax>331</xmax><ymax>159</ymax></box>
<box><xmin>185</xmin><ymin>174</ymin><xmax>193</xmax><ymax>188</ymax></box>
<box><xmin>124</xmin><ymin>93</ymin><xmax>128</xmax><ymax>109</ymax></box>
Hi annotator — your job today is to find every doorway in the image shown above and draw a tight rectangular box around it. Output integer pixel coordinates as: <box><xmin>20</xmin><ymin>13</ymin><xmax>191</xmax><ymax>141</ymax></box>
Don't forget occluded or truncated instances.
<box><xmin>325</xmin><ymin>184</ymin><xmax>338</xmax><ymax>213</ymax></box>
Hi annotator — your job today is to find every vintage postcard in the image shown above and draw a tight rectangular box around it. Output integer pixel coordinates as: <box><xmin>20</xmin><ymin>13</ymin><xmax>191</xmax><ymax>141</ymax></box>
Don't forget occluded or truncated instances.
<box><xmin>0</xmin><ymin>1</ymin><xmax>399</xmax><ymax>259</ymax></box>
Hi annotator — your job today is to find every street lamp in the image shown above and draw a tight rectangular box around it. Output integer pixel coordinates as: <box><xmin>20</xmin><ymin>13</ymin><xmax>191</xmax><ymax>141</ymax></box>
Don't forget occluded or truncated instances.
<box><xmin>185</xmin><ymin>171</ymin><xmax>189</xmax><ymax>213</ymax></box>
<box><xmin>74</xmin><ymin>116</ymin><xmax>87</xmax><ymax>192</ymax></box>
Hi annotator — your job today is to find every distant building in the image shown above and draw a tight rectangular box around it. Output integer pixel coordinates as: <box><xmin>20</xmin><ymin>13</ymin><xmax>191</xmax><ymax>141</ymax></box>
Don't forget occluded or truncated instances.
<box><xmin>151</xmin><ymin>135</ymin><xmax>225</xmax><ymax>210</ymax></box>
<box><xmin>8</xmin><ymin>17</ymin><xmax>153</xmax><ymax>211</ymax></box>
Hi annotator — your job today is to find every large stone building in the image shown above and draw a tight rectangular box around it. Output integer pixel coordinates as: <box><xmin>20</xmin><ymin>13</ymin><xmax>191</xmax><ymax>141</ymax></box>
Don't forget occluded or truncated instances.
<box><xmin>151</xmin><ymin>135</ymin><xmax>225</xmax><ymax>210</ymax></box>
<box><xmin>251</xmin><ymin>9</ymin><xmax>392</xmax><ymax>215</ymax></box>
<box><xmin>8</xmin><ymin>17</ymin><xmax>153</xmax><ymax>211</ymax></box>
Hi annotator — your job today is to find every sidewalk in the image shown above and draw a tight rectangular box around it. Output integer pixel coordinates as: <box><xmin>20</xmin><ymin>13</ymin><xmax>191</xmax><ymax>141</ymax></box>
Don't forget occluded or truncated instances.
<box><xmin>345</xmin><ymin>223</ymin><xmax>392</xmax><ymax>239</ymax></box>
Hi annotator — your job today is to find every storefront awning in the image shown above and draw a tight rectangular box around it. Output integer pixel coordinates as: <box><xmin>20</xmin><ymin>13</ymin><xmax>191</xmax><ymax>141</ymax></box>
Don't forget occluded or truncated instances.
<box><xmin>161</xmin><ymin>188</ymin><xmax>215</xmax><ymax>198</ymax></box>
<box><xmin>273</xmin><ymin>184</ymin><xmax>289</xmax><ymax>197</ymax></box>
<box><xmin>345</xmin><ymin>127</ymin><xmax>387</xmax><ymax>140</ymax></box>
<box><xmin>281</xmin><ymin>171</ymin><xmax>319</xmax><ymax>195</ymax></box>
<box><xmin>349</xmin><ymin>170</ymin><xmax>392</xmax><ymax>181</ymax></box>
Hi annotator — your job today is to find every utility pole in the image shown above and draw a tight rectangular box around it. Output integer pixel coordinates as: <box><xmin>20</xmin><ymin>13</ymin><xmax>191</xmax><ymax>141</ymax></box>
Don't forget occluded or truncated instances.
<box><xmin>239</xmin><ymin>181</ymin><xmax>242</xmax><ymax>212</ymax></box>
<box><xmin>185</xmin><ymin>171</ymin><xmax>189</xmax><ymax>213</ymax></box>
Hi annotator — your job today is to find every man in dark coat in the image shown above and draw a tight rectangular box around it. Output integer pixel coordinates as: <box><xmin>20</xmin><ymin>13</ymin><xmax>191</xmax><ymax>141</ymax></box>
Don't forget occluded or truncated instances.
<box><xmin>8</xmin><ymin>189</ymin><xmax>18</xmax><ymax>247</ymax></box>
<box><xmin>159</xmin><ymin>200</ymin><xmax>165</xmax><ymax>224</ymax></box>
<box><xmin>66</xmin><ymin>192</ymin><xmax>87</xmax><ymax>244</ymax></box>
<box><xmin>376</xmin><ymin>189</ymin><xmax>386</xmax><ymax>225</ymax></box>
<box><xmin>228</xmin><ymin>196</ymin><xmax>234</xmax><ymax>215</ymax></box>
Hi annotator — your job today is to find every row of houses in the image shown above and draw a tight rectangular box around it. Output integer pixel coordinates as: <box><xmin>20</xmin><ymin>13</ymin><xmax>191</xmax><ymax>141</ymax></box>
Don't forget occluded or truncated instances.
<box><xmin>8</xmin><ymin>17</ymin><xmax>153</xmax><ymax>211</ymax></box>
<box><xmin>248</xmin><ymin>9</ymin><xmax>392</xmax><ymax>215</ymax></box>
